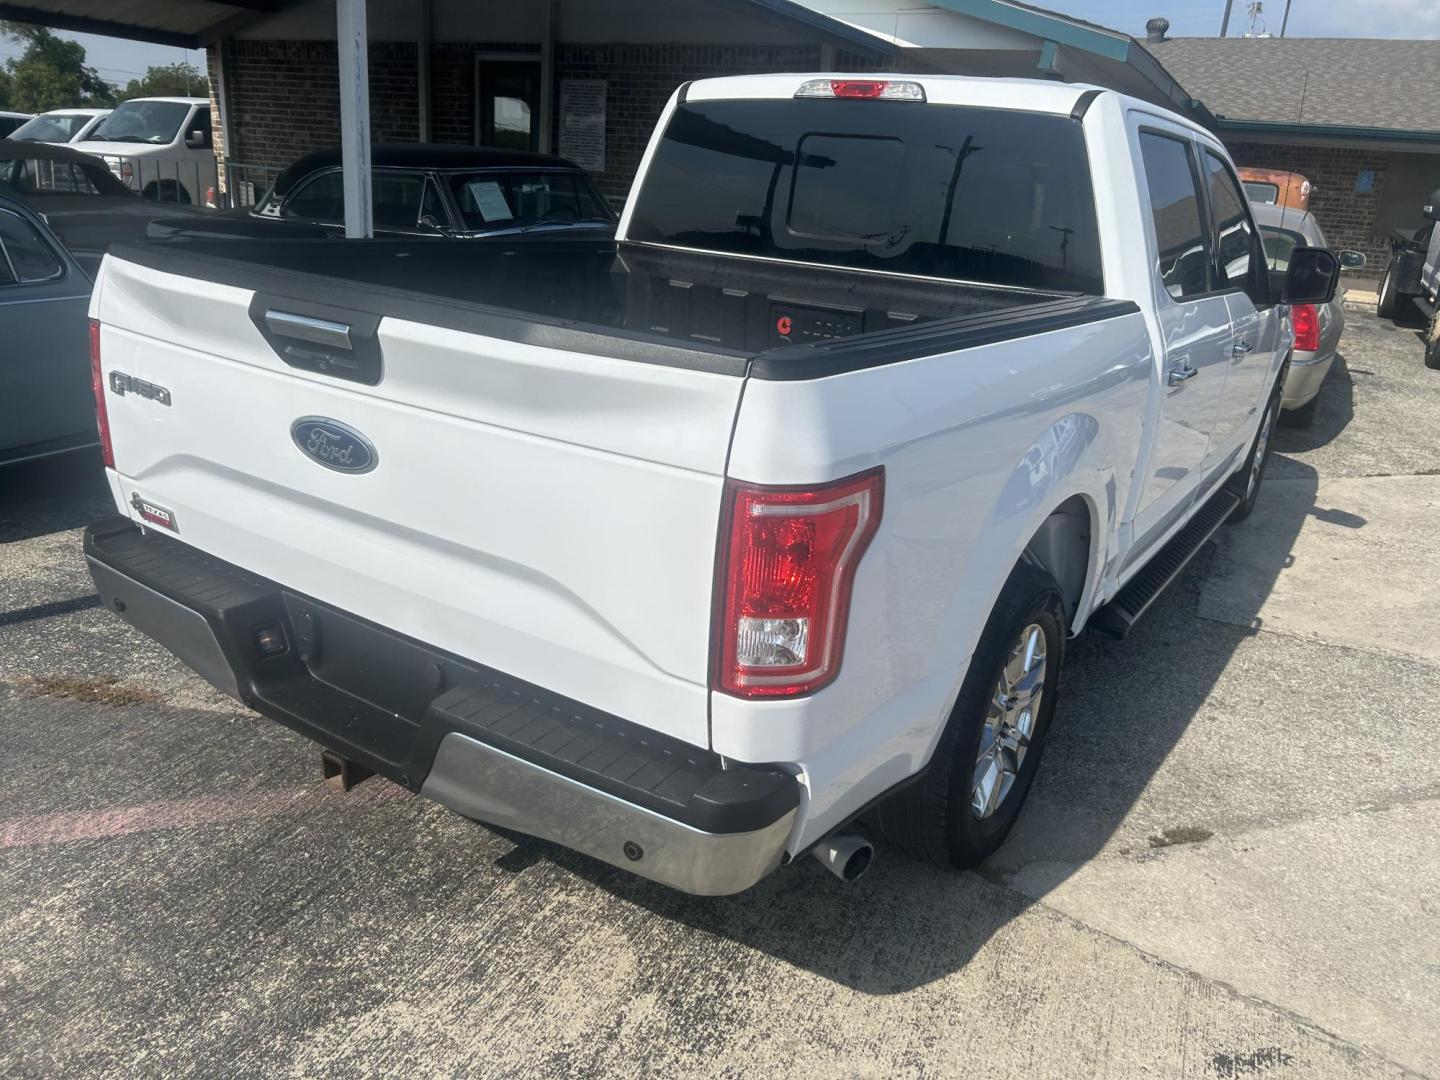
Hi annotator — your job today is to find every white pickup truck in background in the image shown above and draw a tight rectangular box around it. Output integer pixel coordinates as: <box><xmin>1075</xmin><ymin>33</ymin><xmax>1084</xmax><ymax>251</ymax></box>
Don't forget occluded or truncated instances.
<box><xmin>83</xmin><ymin>74</ymin><xmax>1338</xmax><ymax>894</ymax></box>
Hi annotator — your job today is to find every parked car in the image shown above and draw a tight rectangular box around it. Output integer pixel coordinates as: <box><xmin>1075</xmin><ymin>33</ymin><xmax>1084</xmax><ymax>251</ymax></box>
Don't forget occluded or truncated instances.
<box><xmin>76</xmin><ymin>96</ymin><xmax>215</xmax><ymax>204</ymax></box>
<box><xmin>0</xmin><ymin>194</ymin><xmax>95</xmax><ymax>466</ymax></box>
<box><xmin>0</xmin><ymin>141</ymin><xmax>207</xmax><ymax>278</ymax></box>
<box><xmin>1253</xmin><ymin>201</ymin><xmax>1364</xmax><ymax>426</ymax></box>
<box><xmin>1239</xmin><ymin>166</ymin><xmax>1313</xmax><ymax>212</ymax></box>
<box><xmin>0</xmin><ymin>111</ymin><xmax>33</xmax><ymax>138</ymax></box>
<box><xmin>149</xmin><ymin>144</ymin><xmax>617</xmax><ymax>241</ymax></box>
<box><xmin>83</xmin><ymin>74</ymin><xmax>1338</xmax><ymax>895</ymax></box>
<box><xmin>7</xmin><ymin>108</ymin><xmax>111</xmax><ymax>144</ymax></box>
<box><xmin>1376</xmin><ymin>185</ymin><xmax>1440</xmax><ymax>369</ymax></box>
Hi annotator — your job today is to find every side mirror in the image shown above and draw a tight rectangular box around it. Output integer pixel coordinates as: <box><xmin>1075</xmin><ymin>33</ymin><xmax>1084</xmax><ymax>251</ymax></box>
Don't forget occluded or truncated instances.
<box><xmin>184</xmin><ymin>130</ymin><xmax>208</xmax><ymax>150</ymax></box>
<box><xmin>1337</xmin><ymin>249</ymin><xmax>1367</xmax><ymax>270</ymax></box>
<box><xmin>1424</xmin><ymin>188</ymin><xmax>1440</xmax><ymax>221</ymax></box>
<box><xmin>1281</xmin><ymin>246</ymin><xmax>1340</xmax><ymax>305</ymax></box>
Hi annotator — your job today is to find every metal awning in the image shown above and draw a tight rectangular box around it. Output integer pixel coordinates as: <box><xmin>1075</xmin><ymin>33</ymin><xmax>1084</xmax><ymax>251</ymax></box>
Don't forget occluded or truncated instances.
<box><xmin>0</xmin><ymin>1</ymin><xmax>291</xmax><ymax>47</ymax></box>
<box><xmin>0</xmin><ymin>0</ymin><xmax>899</xmax><ymax>51</ymax></box>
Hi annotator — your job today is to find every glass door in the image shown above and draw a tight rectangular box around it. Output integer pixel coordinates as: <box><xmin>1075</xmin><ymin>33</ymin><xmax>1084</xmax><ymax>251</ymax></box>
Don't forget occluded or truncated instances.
<box><xmin>476</xmin><ymin>57</ymin><xmax>542</xmax><ymax>152</ymax></box>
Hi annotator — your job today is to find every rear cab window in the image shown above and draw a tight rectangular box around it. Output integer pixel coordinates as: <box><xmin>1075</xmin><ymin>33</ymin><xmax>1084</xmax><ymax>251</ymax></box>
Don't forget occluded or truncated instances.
<box><xmin>626</xmin><ymin>98</ymin><xmax>1104</xmax><ymax>294</ymax></box>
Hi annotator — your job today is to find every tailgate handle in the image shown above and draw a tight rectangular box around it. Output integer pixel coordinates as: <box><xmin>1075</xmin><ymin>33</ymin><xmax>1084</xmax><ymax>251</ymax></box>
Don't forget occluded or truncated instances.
<box><xmin>265</xmin><ymin>310</ymin><xmax>353</xmax><ymax>351</ymax></box>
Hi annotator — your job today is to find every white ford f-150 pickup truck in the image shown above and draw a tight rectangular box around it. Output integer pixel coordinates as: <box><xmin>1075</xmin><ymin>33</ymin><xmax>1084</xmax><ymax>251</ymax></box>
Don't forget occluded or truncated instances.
<box><xmin>83</xmin><ymin>74</ymin><xmax>1338</xmax><ymax>894</ymax></box>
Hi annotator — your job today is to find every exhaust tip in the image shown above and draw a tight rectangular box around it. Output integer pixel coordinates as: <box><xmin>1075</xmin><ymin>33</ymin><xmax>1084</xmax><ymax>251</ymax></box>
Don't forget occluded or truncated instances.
<box><xmin>811</xmin><ymin>832</ymin><xmax>875</xmax><ymax>882</ymax></box>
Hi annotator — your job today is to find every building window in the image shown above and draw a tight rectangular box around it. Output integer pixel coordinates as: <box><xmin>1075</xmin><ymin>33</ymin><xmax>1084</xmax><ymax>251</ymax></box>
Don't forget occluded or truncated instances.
<box><xmin>475</xmin><ymin>56</ymin><xmax>542</xmax><ymax>152</ymax></box>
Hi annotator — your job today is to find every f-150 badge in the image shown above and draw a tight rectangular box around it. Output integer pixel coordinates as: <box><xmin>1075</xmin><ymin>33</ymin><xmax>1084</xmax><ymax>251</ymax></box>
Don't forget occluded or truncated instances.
<box><xmin>290</xmin><ymin>417</ymin><xmax>378</xmax><ymax>475</ymax></box>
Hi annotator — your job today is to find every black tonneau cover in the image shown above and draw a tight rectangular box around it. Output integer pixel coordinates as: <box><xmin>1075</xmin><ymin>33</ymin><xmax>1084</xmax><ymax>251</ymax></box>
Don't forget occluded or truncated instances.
<box><xmin>111</xmin><ymin>236</ymin><xmax>1137</xmax><ymax>380</ymax></box>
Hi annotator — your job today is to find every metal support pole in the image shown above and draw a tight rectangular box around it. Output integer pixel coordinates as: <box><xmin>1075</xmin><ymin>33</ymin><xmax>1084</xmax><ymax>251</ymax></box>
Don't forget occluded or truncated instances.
<box><xmin>538</xmin><ymin>0</ymin><xmax>556</xmax><ymax>153</ymax></box>
<box><xmin>1279</xmin><ymin>0</ymin><xmax>1293</xmax><ymax>36</ymax></box>
<box><xmin>337</xmin><ymin>0</ymin><xmax>373</xmax><ymax>238</ymax></box>
<box><xmin>417</xmin><ymin>0</ymin><xmax>432</xmax><ymax>142</ymax></box>
<box><xmin>1220</xmin><ymin>0</ymin><xmax>1235</xmax><ymax>35</ymax></box>
<box><xmin>212</xmin><ymin>38</ymin><xmax>234</xmax><ymax>205</ymax></box>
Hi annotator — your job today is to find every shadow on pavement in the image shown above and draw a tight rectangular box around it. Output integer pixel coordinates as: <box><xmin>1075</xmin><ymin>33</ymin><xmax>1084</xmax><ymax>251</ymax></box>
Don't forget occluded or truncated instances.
<box><xmin>497</xmin><ymin>451</ymin><xmax>1324</xmax><ymax>992</ymax></box>
<box><xmin>1273</xmin><ymin>351</ymin><xmax>1355</xmax><ymax>455</ymax></box>
<box><xmin>0</xmin><ymin>448</ymin><xmax>112</xmax><ymax>544</ymax></box>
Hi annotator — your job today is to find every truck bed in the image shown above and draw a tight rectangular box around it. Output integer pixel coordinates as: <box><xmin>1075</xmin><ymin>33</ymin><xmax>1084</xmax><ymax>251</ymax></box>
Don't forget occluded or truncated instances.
<box><xmin>116</xmin><ymin>236</ymin><xmax>1132</xmax><ymax>379</ymax></box>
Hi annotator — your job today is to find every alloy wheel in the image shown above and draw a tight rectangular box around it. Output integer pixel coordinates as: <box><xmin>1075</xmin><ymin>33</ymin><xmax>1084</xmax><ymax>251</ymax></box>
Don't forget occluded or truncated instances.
<box><xmin>1247</xmin><ymin>402</ymin><xmax>1275</xmax><ymax>499</ymax></box>
<box><xmin>971</xmin><ymin>622</ymin><xmax>1047</xmax><ymax>820</ymax></box>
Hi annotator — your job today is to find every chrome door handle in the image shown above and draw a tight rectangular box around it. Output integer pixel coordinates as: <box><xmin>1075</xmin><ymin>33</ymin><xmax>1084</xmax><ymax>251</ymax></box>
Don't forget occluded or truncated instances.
<box><xmin>1231</xmin><ymin>339</ymin><xmax>1255</xmax><ymax>355</ymax></box>
<box><xmin>1168</xmin><ymin>365</ymin><xmax>1198</xmax><ymax>386</ymax></box>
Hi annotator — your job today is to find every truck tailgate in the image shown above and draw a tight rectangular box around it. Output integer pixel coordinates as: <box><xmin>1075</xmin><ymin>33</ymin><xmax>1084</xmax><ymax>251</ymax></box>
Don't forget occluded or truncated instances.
<box><xmin>93</xmin><ymin>254</ymin><xmax>743</xmax><ymax>747</ymax></box>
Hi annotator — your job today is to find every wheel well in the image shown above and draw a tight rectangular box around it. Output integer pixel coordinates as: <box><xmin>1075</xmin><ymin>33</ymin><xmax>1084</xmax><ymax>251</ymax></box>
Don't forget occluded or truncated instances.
<box><xmin>1023</xmin><ymin>496</ymin><xmax>1093</xmax><ymax>625</ymax></box>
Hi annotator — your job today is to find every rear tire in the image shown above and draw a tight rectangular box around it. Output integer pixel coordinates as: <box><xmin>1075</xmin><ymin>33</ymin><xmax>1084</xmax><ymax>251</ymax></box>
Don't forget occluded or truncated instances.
<box><xmin>1280</xmin><ymin>393</ymin><xmax>1319</xmax><ymax>428</ymax></box>
<box><xmin>1377</xmin><ymin>261</ymin><xmax>1402</xmax><ymax>320</ymax></box>
<box><xmin>143</xmin><ymin>179</ymin><xmax>192</xmax><ymax>205</ymax></box>
<box><xmin>1425</xmin><ymin>309</ymin><xmax>1440</xmax><ymax>371</ymax></box>
<box><xmin>871</xmin><ymin>561</ymin><xmax>1065</xmax><ymax>869</ymax></box>
<box><xmin>1229</xmin><ymin>381</ymin><xmax>1282</xmax><ymax>522</ymax></box>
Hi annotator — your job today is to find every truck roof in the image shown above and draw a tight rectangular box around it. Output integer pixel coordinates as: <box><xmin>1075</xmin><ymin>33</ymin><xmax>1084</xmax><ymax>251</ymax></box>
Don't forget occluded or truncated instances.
<box><xmin>682</xmin><ymin>72</ymin><xmax>1214</xmax><ymax>139</ymax></box>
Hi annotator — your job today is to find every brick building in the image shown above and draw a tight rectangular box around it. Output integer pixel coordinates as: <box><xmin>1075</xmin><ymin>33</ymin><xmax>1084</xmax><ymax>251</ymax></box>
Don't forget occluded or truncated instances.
<box><xmin>5</xmin><ymin>0</ymin><xmax>1434</xmax><ymax>269</ymax></box>
<box><xmin>196</xmin><ymin>0</ymin><xmax>1204</xmax><ymax>203</ymax></box>
<box><xmin>204</xmin><ymin>1</ymin><xmax>917</xmax><ymax>202</ymax></box>
<box><xmin>1146</xmin><ymin>33</ymin><xmax>1440</xmax><ymax>284</ymax></box>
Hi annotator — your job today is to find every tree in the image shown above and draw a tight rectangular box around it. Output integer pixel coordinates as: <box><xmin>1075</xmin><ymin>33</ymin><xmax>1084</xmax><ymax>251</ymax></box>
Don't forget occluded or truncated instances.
<box><xmin>0</xmin><ymin>22</ymin><xmax>114</xmax><ymax>112</ymax></box>
<box><xmin>0</xmin><ymin>65</ymin><xmax>12</xmax><ymax>109</ymax></box>
<box><xmin>119</xmin><ymin>62</ymin><xmax>208</xmax><ymax>101</ymax></box>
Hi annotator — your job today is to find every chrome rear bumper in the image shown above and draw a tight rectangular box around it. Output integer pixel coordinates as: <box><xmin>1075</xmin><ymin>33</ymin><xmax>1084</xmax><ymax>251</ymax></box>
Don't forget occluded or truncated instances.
<box><xmin>423</xmin><ymin>734</ymin><xmax>797</xmax><ymax>895</ymax></box>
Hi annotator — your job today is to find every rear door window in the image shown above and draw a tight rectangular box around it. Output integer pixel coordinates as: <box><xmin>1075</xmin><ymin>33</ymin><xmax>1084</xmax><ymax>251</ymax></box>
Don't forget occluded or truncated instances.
<box><xmin>283</xmin><ymin>169</ymin><xmax>344</xmax><ymax>223</ymax></box>
<box><xmin>0</xmin><ymin>209</ymin><xmax>64</xmax><ymax>283</ymax></box>
<box><xmin>627</xmin><ymin>99</ymin><xmax>1103</xmax><ymax>293</ymax></box>
<box><xmin>1138</xmin><ymin>131</ymin><xmax>1210</xmax><ymax>300</ymax></box>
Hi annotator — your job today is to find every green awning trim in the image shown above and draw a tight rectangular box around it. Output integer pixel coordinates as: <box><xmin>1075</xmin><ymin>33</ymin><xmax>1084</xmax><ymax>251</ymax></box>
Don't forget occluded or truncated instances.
<box><xmin>1215</xmin><ymin>117</ymin><xmax>1440</xmax><ymax>144</ymax></box>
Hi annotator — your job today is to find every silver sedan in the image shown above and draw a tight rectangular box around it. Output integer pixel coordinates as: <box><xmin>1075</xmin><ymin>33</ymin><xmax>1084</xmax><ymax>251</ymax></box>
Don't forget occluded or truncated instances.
<box><xmin>1254</xmin><ymin>202</ymin><xmax>1355</xmax><ymax>427</ymax></box>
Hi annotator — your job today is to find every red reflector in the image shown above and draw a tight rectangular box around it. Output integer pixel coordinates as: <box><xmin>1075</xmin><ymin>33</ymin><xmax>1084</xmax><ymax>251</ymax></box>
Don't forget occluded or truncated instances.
<box><xmin>830</xmin><ymin>80</ymin><xmax>888</xmax><ymax>99</ymax></box>
<box><xmin>1291</xmin><ymin>302</ymin><xmax>1320</xmax><ymax>353</ymax></box>
<box><xmin>89</xmin><ymin>319</ymin><xmax>114</xmax><ymax>468</ymax></box>
<box><xmin>715</xmin><ymin>468</ymin><xmax>883</xmax><ymax>698</ymax></box>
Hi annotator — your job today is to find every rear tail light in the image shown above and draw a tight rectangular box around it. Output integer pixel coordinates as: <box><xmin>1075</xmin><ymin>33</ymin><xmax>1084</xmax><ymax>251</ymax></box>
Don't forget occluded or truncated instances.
<box><xmin>714</xmin><ymin>468</ymin><xmax>883</xmax><ymax>698</ymax></box>
<box><xmin>795</xmin><ymin>79</ymin><xmax>925</xmax><ymax>102</ymax></box>
<box><xmin>89</xmin><ymin>319</ymin><xmax>114</xmax><ymax>468</ymax></box>
<box><xmin>1292</xmin><ymin>302</ymin><xmax>1320</xmax><ymax>352</ymax></box>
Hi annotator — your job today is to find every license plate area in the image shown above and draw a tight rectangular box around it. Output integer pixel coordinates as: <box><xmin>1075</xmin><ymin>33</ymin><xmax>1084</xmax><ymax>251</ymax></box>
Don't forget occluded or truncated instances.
<box><xmin>280</xmin><ymin>593</ymin><xmax>463</xmax><ymax>729</ymax></box>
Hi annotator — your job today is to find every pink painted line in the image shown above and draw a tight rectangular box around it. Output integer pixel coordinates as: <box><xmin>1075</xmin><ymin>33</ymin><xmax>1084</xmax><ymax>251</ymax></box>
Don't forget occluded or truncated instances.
<box><xmin>0</xmin><ymin>780</ymin><xmax>408</xmax><ymax>849</ymax></box>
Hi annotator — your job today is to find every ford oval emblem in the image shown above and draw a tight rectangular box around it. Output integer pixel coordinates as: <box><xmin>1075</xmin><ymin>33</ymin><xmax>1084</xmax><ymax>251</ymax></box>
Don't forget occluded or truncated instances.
<box><xmin>291</xmin><ymin>417</ymin><xmax>378</xmax><ymax>474</ymax></box>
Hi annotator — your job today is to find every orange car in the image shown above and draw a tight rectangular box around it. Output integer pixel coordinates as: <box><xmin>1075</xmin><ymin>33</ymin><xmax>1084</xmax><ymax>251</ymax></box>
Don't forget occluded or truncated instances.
<box><xmin>1238</xmin><ymin>167</ymin><xmax>1313</xmax><ymax>211</ymax></box>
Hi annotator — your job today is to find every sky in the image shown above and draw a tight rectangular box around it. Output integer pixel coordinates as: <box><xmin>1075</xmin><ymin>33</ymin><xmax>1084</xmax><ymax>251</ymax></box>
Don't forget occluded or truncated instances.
<box><xmin>1</xmin><ymin>0</ymin><xmax>1438</xmax><ymax>91</ymax></box>
<box><xmin>1054</xmin><ymin>0</ymin><xmax>1440</xmax><ymax>38</ymax></box>
<box><xmin>0</xmin><ymin>32</ymin><xmax>204</xmax><ymax>92</ymax></box>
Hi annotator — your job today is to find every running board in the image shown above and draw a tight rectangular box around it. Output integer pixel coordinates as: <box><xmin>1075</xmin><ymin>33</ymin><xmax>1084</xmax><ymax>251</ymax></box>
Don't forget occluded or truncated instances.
<box><xmin>1090</xmin><ymin>487</ymin><xmax>1241</xmax><ymax>638</ymax></box>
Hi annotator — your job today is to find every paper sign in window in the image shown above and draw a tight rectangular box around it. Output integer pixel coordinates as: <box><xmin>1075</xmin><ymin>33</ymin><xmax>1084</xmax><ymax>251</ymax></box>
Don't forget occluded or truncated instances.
<box><xmin>466</xmin><ymin>180</ymin><xmax>514</xmax><ymax>222</ymax></box>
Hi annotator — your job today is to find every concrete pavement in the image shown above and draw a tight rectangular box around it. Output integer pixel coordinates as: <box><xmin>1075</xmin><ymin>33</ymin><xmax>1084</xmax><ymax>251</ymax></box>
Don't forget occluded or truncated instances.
<box><xmin>1</xmin><ymin>313</ymin><xmax>1436</xmax><ymax>1078</ymax></box>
